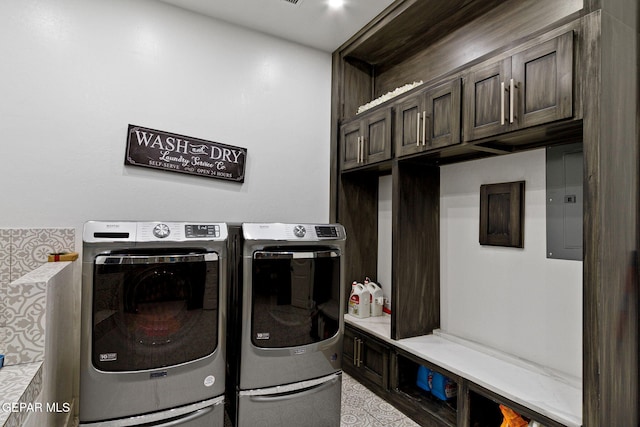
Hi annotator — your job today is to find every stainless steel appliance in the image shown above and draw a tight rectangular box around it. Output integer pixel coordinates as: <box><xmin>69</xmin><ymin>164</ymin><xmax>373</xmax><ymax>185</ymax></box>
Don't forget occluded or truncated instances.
<box><xmin>79</xmin><ymin>221</ymin><xmax>228</xmax><ymax>426</ymax></box>
<box><xmin>227</xmin><ymin>223</ymin><xmax>346</xmax><ymax>427</ymax></box>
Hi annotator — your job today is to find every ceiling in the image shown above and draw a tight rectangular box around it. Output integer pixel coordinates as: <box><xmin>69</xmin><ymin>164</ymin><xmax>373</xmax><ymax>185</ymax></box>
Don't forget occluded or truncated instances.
<box><xmin>157</xmin><ymin>0</ymin><xmax>397</xmax><ymax>52</ymax></box>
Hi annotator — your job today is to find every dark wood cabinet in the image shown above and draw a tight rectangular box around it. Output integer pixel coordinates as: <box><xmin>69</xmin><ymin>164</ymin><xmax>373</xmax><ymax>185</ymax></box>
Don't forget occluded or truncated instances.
<box><xmin>512</xmin><ymin>31</ymin><xmax>574</xmax><ymax>129</ymax></box>
<box><xmin>463</xmin><ymin>31</ymin><xmax>573</xmax><ymax>142</ymax></box>
<box><xmin>340</xmin><ymin>120</ymin><xmax>363</xmax><ymax>170</ymax></box>
<box><xmin>463</xmin><ymin>58</ymin><xmax>512</xmax><ymax>141</ymax></box>
<box><xmin>395</xmin><ymin>79</ymin><xmax>462</xmax><ymax>158</ymax></box>
<box><xmin>427</xmin><ymin>78</ymin><xmax>462</xmax><ymax>150</ymax></box>
<box><xmin>340</xmin><ymin>107</ymin><xmax>393</xmax><ymax>170</ymax></box>
<box><xmin>394</xmin><ymin>94</ymin><xmax>425</xmax><ymax>157</ymax></box>
<box><xmin>331</xmin><ymin>1</ymin><xmax>640</xmax><ymax>424</ymax></box>
<box><xmin>343</xmin><ymin>325</ymin><xmax>390</xmax><ymax>390</ymax></box>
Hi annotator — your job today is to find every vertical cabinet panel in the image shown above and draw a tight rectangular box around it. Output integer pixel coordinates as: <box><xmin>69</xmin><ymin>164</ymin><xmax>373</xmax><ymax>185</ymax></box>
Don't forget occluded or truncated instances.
<box><xmin>392</xmin><ymin>162</ymin><xmax>440</xmax><ymax>340</ymax></box>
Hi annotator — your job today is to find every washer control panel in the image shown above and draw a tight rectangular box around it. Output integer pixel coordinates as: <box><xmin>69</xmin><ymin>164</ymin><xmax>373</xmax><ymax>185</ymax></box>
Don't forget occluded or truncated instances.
<box><xmin>185</xmin><ymin>224</ymin><xmax>221</xmax><ymax>238</ymax></box>
<box><xmin>242</xmin><ymin>223</ymin><xmax>346</xmax><ymax>241</ymax></box>
<box><xmin>153</xmin><ymin>223</ymin><xmax>171</xmax><ymax>238</ymax></box>
<box><xmin>315</xmin><ymin>226</ymin><xmax>339</xmax><ymax>238</ymax></box>
<box><xmin>83</xmin><ymin>221</ymin><xmax>227</xmax><ymax>243</ymax></box>
<box><xmin>293</xmin><ymin>225</ymin><xmax>306</xmax><ymax>238</ymax></box>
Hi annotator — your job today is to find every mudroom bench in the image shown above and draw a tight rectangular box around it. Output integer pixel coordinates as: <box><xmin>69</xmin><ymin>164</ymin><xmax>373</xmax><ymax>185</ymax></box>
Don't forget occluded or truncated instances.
<box><xmin>344</xmin><ymin>314</ymin><xmax>582</xmax><ymax>427</ymax></box>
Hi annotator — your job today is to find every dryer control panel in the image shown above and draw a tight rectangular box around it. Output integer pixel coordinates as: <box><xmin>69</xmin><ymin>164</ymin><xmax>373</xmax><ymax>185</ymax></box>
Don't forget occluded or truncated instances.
<box><xmin>242</xmin><ymin>223</ymin><xmax>346</xmax><ymax>242</ymax></box>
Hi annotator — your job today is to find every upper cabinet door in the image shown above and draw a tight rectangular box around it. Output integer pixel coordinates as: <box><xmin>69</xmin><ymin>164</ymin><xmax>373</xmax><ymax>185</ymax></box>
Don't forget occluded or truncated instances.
<box><xmin>512</xmin><ymin>31</ymin><xmax>573</xmax><ymax>129</ymax></box>
<box><xmin>463</xmin><ymin>58</ymin><xmax>512</xmax><ymax>141</ymax></box>
<box><xmin>427</xmin><ymin>78</ymin><xmax>462</xmax><ymax>150</ymax></box>
<box><xmin>364</xmin><ymin>107</ymin><xmax>393</xmax><ymax>165</ymax></box>
<box><xmin>464</xmin><ymin>31</ymin><xmax>574</xmax><ymax>142</ymax></box>
<box><xmin>394</xmin><ymin>94</ymin><xmax>425</xmax><ymax>158</ymax></box>
<box><xmin>340</xmin><ymin>107</ymin><xmax>392</xmax><ymax>171</ymax></box>
<box><xmin>395</xmin><ymin>78</ymin><xmax>462</xmax><ymax>159</ymax></box>
<box><xmin>340</xmin><ymin>120</ymin><xmax>364</xmax><ymax>170</ymax></box>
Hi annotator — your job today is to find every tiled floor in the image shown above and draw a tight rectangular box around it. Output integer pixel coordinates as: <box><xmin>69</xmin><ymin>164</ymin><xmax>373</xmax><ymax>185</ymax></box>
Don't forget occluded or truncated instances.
<box><xmin>341</xmin><ymin>373</ymin><xmax>419</xmax><ymax>427</ymax></box>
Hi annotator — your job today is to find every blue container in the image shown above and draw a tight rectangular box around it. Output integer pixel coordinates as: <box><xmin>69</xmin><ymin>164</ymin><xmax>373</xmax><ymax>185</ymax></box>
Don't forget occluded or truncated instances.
<box><xmin>430</xmin><ymin>371</ymin><xmax>457</xmax><ymax>401</ymax></box>
<box><xmin>0</xmin><ymin>354</ymin><xmax>4</xmax><ymax>369</ymax></box>
<box><xmin>416</xmin><ymin>365</ymin><xmax>431</xmax><ymax>392</ymax></box>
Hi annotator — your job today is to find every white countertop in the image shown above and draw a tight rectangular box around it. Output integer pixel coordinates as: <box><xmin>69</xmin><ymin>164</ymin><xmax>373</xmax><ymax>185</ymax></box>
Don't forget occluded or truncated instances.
<box><xmin>0</xmin><ymin>362</ymin><xmax>43</xmax><ymax>427</ymax></box>
<box><xmin>345</xmin><ymin>314</ymin><xmax>582</xmax><ymax>427</ymax></box>
<box><xmin>345</xmin><ymin>313</ymin><xmax>392</xmax><ymax>341</ymax></box>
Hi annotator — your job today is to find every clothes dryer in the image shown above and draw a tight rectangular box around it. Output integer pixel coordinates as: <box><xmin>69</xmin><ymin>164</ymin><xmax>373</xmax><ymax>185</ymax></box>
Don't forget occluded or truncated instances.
<box><xmin>79</xmin><ymin>221</ymin><xmax>227</xmax><ymax>426</ymax></box>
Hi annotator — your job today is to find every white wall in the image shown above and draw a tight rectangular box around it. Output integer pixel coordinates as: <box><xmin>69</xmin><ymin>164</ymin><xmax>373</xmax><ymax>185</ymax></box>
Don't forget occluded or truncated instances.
<box><xmin>440</xmin><ymin>149</ymin><xmax>582</xmax><ymax>378</ymax></box>
<box><xmin>377</xmin><ymin>175</ymin><xmax>392</xmax><ymax>310</ymax></box>
<box><xmin>0</xmin><ymin>0</ymin><xmax>332</xmax><ymax>235</ymax></box>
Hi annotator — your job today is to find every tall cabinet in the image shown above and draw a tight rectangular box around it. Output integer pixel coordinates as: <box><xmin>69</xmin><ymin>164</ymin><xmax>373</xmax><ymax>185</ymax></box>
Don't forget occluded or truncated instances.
<box><xmin>330</xmin><ymin>0</ymin><xmax>639</xmax><ymax>426</ymax></box>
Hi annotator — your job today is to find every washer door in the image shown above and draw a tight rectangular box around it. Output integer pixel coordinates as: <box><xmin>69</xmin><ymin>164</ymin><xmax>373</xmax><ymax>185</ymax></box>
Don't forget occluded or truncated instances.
<box><xmin>251</xmin><ymin>248</ymin><xmax>341</xmax><ymax>348</ymax></box>
<box><xmin>92</xmin><ymin>249</ymin><xmax>219</xmax><ymax>371</ymax></box>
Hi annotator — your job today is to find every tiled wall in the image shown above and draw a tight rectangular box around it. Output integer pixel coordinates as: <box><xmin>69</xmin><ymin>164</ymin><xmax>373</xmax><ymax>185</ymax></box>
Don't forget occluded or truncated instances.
<box><xmin>0</xmin><ymin>262</ymin><xmax>76</xmax><ymax>427</ymax></box>
<box><xmin>0</xmin><ymin>228</ymin><xmax>75</xmax><ymax>358</ymax></box>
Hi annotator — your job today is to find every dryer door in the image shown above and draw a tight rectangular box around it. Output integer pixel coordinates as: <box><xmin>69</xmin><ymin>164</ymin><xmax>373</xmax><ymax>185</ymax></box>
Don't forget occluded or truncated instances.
<box><xmin>92</xmin><ymin>249</ymin><xmax>219</xmax><ymax>371</ymax></box>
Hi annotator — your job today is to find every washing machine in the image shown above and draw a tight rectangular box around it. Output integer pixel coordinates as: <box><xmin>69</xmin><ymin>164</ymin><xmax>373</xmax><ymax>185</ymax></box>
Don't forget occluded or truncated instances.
<box><xmin>79</xmin><ymin>221</ymin><xmax>227</xmax><ymax>426</ymax></box>
<box><xmin>227</xmin><ymin>223</ymin><xmax>346</xmax><ymax>427</ymax></box>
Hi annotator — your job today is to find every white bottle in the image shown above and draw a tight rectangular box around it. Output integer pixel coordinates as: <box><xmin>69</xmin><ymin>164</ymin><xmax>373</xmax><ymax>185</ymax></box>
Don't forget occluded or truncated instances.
<box><xmin>348</xmin><ymin>281</ymin><xmax>370</xmax><ymax>318</ymax></box>
<box><xmin>364</xmin><ymin>277</ymin><xmax>384</xmax><ymax>317</ymax></box>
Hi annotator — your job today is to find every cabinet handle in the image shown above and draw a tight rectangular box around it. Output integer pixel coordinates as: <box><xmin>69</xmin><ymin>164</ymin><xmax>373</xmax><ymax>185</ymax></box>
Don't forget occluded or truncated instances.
<box><xmin>509</xmin><ymin>78</ymin><xmax>515</xmax><ymax>124</ymax></box>
<box><xmin>357</xmin><ymin>137</ymin><xmax>361</xmax><ymax>163</ymax></box>
<box><xmin>353</xmin><ymin>338</ymin><xmax>362</xmax><ymax>367</ymax></box>
<box><xmin>416</xmin><ymin>112</ymin><xmax>421</xmax><ymax>147</ymax></box>
<box><xmin>422</xmin><ymin>110</ymin><xmax>427</xmax><ymax>146</ymax></box>
<box><xmin>500</xmin><ymin>81</ymin><xmax>506</xmax><ymax>126</ymax></box>
<box><xmin>360</xmin><ymin>136</ymin><xmax>364</xmax><ymax>163</ymax></box>
<box><xmin>353</xmin><ymin>337</ymin><xmax>358</xmax><ymax>365</ymax></box>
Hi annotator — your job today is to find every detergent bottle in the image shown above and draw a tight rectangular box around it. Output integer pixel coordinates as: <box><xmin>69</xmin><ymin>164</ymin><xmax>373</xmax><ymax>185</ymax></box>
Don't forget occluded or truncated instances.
<box><xmin>364</xmin><ymin>277</ymin><xmax>384</xmax><ymax>317</ymax></box>
<box><xmin>348</xmin><ymin>281</ymin><xmax>370</xmax><ymax>318</ymax></box>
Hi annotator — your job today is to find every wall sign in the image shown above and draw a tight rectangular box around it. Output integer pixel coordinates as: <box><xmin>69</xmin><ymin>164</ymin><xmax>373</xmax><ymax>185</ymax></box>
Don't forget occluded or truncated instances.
<box><xmin>124</xmin><ymin>124</ymin><xmax>247</xmax><ymax>182</ymax></box>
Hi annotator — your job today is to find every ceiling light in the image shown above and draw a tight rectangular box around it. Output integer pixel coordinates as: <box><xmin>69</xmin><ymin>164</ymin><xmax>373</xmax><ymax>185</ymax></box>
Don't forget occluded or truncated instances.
<box><xmin>328</xmin><ymin>0</ymin><xmax>345</xmax><ymax>9</ymax></box>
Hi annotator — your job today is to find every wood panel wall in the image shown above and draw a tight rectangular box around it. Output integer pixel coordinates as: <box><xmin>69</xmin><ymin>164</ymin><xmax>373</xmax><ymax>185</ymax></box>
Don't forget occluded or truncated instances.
<box><xmin>581</xmin><ymin>2</ymin><xmax>639</xmax><ymax>426</ymax></box>
<box><xmin>374</xmin><ymin>0</ymin><xmax>583</xmax><ymax>97</ymax></box>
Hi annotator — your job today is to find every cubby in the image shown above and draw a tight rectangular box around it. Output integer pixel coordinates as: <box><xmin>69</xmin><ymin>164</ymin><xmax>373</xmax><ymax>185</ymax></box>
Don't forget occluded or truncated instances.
<box><xmin>468</xmin><ymin>391</ymin><xmax>503</xmax><ymax>427</ymax></box>
<box><xmin>391</xmin><ymin>353</ymin><xmax>457</xmax><ymax>427</ymax></box>
<box><xmin>466</xmin><ymin>386</ymin><xmax>570</xmax><ymax>427</ymax></box>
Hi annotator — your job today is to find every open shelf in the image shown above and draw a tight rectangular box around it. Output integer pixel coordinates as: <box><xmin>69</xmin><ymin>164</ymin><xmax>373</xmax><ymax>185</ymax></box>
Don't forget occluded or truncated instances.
<box><xmin>393</xmin><ymin>353</ymin><xmax>457</xmax><ymax>427</ymax></box>
<box><xmin>469</xmin><ymin>391</ymin><xmax>503</xmax><ymax>427</ymax></box>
